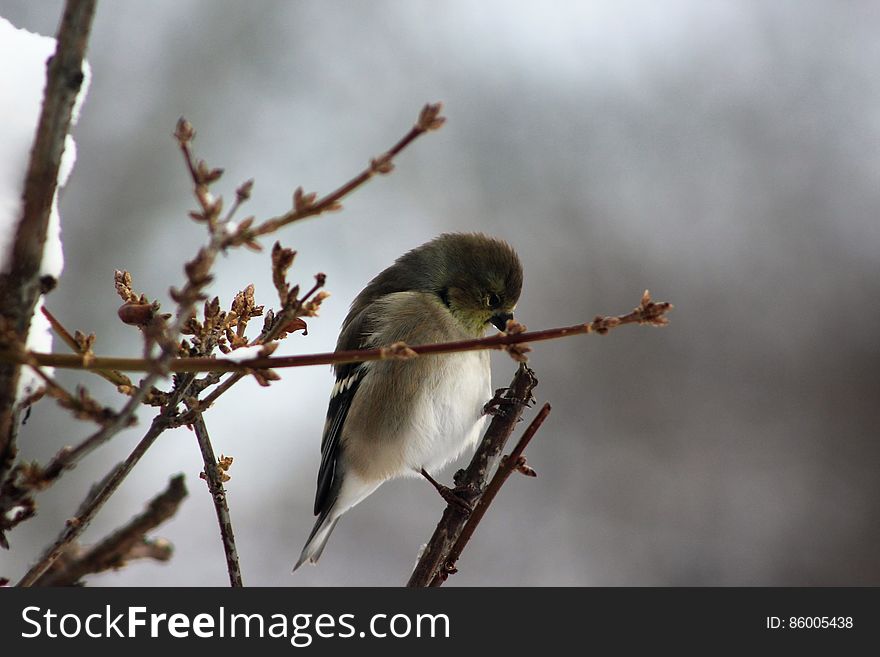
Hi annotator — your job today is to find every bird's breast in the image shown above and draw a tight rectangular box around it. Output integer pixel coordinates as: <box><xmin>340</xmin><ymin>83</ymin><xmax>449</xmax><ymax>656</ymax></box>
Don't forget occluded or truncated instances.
<box><xmin>341</xmin><ymin>349</ymin><xmax>491</xmax><ymax>483</ymax></box>
<box><xmin>402</xmin><ymin>350</ymin><xmax>491</xmax><ymax>473</ymax></box>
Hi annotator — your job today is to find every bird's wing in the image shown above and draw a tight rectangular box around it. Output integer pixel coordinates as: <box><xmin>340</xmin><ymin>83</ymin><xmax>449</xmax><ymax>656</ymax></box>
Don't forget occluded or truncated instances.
<box><xmin>314</xmin><ymin>364</ymin><xmax>363</xmax><ymax>515</ymax></box>
<box><xmin>313</xmin><ymin>291</ymin><xmax>461</xmax><ymax>516</ymax></box>
<box><xmin>313</xmin><ymin>308</ymin><xmax>371</xmax><ymax>516</ymax></box>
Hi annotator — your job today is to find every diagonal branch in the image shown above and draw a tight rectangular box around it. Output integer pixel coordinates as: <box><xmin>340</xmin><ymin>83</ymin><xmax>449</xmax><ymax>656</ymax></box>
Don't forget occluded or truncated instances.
<box><xmin>248</xmin><ymin>103</ymin><xmax>445</xmax><ymax>237</ymax></box>
<box><xmin>0</xmin><ymin>364</ymin><xmax>174</xmax><ymax>548</ymax></box>
<box><xmin>429</xmin><ymin>402</ymin><xmax>552</xmax><ymax>586</ymax></box>
<box><xmin>407</xmin><ymin>363</ymin><xmax>538</xmax><ymax>587</ymax></box>
<box><xmin>17</xmin><ymin>408</ymin><xmax>176</xmax><ymax>586</ymax></box>
<box><xmin>192</xmin><ymin>414</ymin><xmax>242</xmax><ymax>587</ymax></box>
<box><xmin>34</xmin><ymin>474</ymin><xmax>187</xmax><ymax>586</ymax></box>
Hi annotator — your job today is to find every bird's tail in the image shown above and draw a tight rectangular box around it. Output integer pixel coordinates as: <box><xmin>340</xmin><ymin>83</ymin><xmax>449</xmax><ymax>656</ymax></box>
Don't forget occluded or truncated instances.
<box><xmin>294</xmin><ymin>507</ymin><xmax>339</xmax><ymax>571</ymax></box>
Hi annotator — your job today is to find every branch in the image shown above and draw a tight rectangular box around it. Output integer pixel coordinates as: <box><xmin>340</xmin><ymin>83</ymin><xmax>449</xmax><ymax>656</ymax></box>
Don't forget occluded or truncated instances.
<box><xmin>11</xmin><ymin>105</ymin><xmax>264</xmax><ymax>561</ymax></box>
<box><xmin>0</xmin><ymin>0</ymin><xmax>96</xmax><ymax>507</ymax></box>
<box><xmin>247</xmin><ymin>103</ymin><xmax>445</xmax><ymax>237</ymax></box>
<box><xmin>17</xmin><ymin>412</ymin><xmax>171</xmax><ymax>586</ymax></box>
<box><xmin>192</xmin><ymin>414</ymin><xmax>242</xmax><ymax>587</ymax></box>
<box><xmin>186</xmin><ymin>272</ymin><xmax>328</xmax><ymax>412</ymax></box>
<box><xmin>31</xmin><ymin>386</ymin><xmax>150</xmax><ymax>483</ymax></box>
<box><xmin>41</xmin><ymin>305</ymin><xmax>133</xmax><ymax>390</ymax></box>
<box><xmin>9</xmin><ymin>102</ymin><xmax>444</xmax><ymax>572</ymax></box>
<box><xmin>34</xmin><ymin>474</ymin><xmax>186</xmax><ymax>586</ymax></box>
<box><xmin>429</xmin><ymin>402</ymin><xmax>551</xmax><ymax>586</ymax></box>
<box><xmin>2</xmin><ymin>98</ymin><xmax>245</xmax><ymax>547</ymax></box>
<box><xmin>407</xmin><ymin>363</ymin><xmax>538</xmax><ymax>587</ymax></box>
<box><xmin>4</xmin><ymin>291</ymin><xmax>674</xmax><ymax>374</ymax></box>
<box><xmin>0</xmin><ymin>363</ymin><xmax>173</xmax><ymax>548</ymax></box>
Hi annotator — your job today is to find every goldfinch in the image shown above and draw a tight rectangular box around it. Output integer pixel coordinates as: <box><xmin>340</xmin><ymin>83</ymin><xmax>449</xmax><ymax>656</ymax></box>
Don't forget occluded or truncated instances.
<box><xmin>295</xmin><ymin>232</ymin><xmax>523</xmax><ymax>569</ymax></box>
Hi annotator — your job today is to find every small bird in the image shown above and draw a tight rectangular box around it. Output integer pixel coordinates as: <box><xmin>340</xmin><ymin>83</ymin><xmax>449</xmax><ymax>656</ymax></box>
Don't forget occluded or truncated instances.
<box><xmin>294</xmin><ymin>232</ymin><xmax>523</xmax><ymax>569</ymax></box>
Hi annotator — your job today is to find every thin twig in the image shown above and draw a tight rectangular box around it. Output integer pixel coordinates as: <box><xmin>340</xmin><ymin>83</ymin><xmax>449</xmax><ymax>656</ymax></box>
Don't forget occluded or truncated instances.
<box><xmin>249</xmin><ymin>103</ymin><xmax>445</xmax><ymax>237</ymax></box>
<box><xmin>35</xmin><ymin>382</ymin><xmax>155</xmax><ymax>483</ymax></box>
<box><xmin>41</xmin><ymin>305</ymin><xmax>133</xmax><ymax>389</ymax></box>
<box><xmin>429</xmin><ymin>402</ymin><xmax>551</xmax><ymax>586</ymax></box>
<box><xmin>0</xmin><ymin>365</ymin><xmax>168</xmax><ymax>547</ymax></box>
<box><xmin>407</xmin><ymin>363</ymin><xmax>538</xmax><ymax>587</ymax></box>
<box><xmin>17</xmin><ymin>410</ymin><xmax>176</xmax><ymax>586</ymax></box>
<box><xmin>14</xmin><ymin>110</ymin><xmax>245</xmax><ymax>576</ymax></box>
<box><xmin>5</xmin><ymin>292</ymin><xmax>674</xmax><ymax>374</ymax></box>
<box><xmin>191</xmin><ymin>274</ymin><xmax>327</xmax><ymax>412</ymax></box>
<box><xmin>192</xmin><ymin>414</ymin><xmax>242</xmax><ymax>587</ymax></box>
<box><xmin>25</xmin><ymin>362</ymin><xmax>122</xmax><ymax>426</ymax></box>
<box><xmin>7</xmin><ymin>100</ymin><xmax>447</xmax><ymax>579</ymax></box>
<box><xmin>4</xmin><ymin>108</ymin><xmax>244</xmax><ymax>548</ymax></box>
<box><xmin>0</xmin><ymin>0</ymin><xmax>96</xmax><ymax>511</ymax></box>
<box><xmin>34</xmin><ymin>474</ymin><xmax>187</xmax><ymax>586</ymax></box>
<box><xmin>10</xmin><ymin>103</ymin><xmax>441</xmax><ymax>571</ymax></box>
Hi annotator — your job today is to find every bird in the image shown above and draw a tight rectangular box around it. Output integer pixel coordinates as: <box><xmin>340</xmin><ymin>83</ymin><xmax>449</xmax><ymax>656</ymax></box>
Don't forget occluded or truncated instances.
<box><xmin>294</xmin><ymin>232</ymin><xmax>523</xmax><ymax>570</ymax></box>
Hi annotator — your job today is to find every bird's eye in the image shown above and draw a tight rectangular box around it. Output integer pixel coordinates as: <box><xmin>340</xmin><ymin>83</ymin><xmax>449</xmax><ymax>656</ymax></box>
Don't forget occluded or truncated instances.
<box><xmin>487</xmin><ymin>292</ymin><xmax>501</xmax><ymax>308</ymax></box>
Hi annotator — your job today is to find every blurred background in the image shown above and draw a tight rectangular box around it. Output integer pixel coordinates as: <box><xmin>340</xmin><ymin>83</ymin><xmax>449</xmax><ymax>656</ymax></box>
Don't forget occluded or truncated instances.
<box><xmin>1</xmin><ymin>0</ymin><xmax>877</xmax><ymax>586</ymax></box>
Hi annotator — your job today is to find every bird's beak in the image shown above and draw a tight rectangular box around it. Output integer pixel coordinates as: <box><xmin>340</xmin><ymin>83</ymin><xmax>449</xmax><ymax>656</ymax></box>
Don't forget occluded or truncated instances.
<box><xmin>489</xmin><ymin>312</ymin><xmax>514</xmax><ymax>332</ymax></box>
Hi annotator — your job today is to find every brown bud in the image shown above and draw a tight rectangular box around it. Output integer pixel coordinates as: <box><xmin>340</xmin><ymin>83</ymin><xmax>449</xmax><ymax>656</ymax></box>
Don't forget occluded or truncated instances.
<box><xmin>236</xmin><ymin>179</ymin><xmax>254</xmax><ymax>201</ymax></box>
<box><xmin>380</xmin><ymin>341</ymin><xmax>418</xmax><ymax>360</ymax></box>
<box><xmin>417</xmin><ymin>102</ymin><xmax>446</xmax><ymax>131</ymax></box>
<box><xmin>118</xmin><ymin>302</ymin><xmax>154</xmax><ymax>326</ymax></box>
<box><xmin>370</xmin><ymin>155</ymin><xmax>395</xmax><ymax>174</ymax></box>
<box><xmin>174</xmin><ymin>117</ymin><xmax>195</xmax><ymax>144</ymax></box>
<box><xmin>293</xmin><ymin>187</ymin><xmax>317</xmax><ymax>212</ymax></box>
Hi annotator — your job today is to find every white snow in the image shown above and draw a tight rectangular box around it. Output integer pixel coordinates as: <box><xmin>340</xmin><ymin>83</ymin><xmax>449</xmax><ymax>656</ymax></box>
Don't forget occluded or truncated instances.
<box><xmin>0</xmin><ymin>16</ymin><xmax>90</xmax><ymax>399</ymax></box>
<box><xmin>220</xmin><ymin>345</ymin><xmax>266</xmax><ymax>363</ymax></box>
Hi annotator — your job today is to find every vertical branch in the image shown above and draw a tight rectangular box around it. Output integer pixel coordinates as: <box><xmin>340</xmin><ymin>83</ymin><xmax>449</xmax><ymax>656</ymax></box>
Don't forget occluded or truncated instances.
<box><xmin>407</xmin><ymin>364</ymin><xmax>538</xmax><ymax>587</ymax></box>
<box><xmin>0</xmin><ymin>0</ymin><xmax>97</xmax><ymax>479</ymax></box>
<box><xmin>192</xmin><ymin>414</ymin><xmax>243</xmax><ymax>587</ymax></box>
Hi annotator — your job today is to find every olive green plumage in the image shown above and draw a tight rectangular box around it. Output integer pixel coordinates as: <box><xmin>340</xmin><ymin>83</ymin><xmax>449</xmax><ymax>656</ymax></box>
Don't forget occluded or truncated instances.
<box><xmin>295</xmin><ymin>232</ymin><xmax>523</xmax><ymax>570</ymax></box>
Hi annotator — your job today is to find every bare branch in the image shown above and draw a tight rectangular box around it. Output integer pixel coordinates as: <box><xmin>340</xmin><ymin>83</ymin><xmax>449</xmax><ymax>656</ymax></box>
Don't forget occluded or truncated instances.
<box><xmin>429</xmin><ymin>402</ymin><xmax>552</xmax><ymax>586</ymax></box>
<box><xmin>5</xmin><ymin>100</ymin><xmax>450</xmax><ymax>582</ymax></box>
<box><xmin>247</xmin><ymin>102</ymin><xmax>446</xmax><ymax>237</ymax></box>
<box><xmin>27</xmin><ymin>363</ymin><xmax>128</xmax><ymax>426</ymax></box>
<box><xmin>8</xmin><ymin>102</ymin><xmax>436</xmax><ymax>569</ymax></box>
<box><xmin>3</xmin><ymin>107</ymin><xmax>247</xmax><ymax>548</ymax></box>
<box><xmin>4</xmin><ymin>292</ymin><xmax>674</xmax><ymax>374</ymax></box>
<box><xmin>408</xmin><ymin>363</ymin><xmax>538</xmax><ymax>587</ymax></box>
<box><xmin>34</xmin><ymin>474</ymin><xmax>186</xmax><ymax>586</ymax></box>
<box><xmin>17</xmin><ymin>412</ymin><xmax>171</xmax><ymax>586</ymax></box>
<box><xmin>192</xmin><ymin>414</ymin><xmax>243</xmax><ymax>587</ymax></box>
<box><xmin>41</xmin><ymin>305</ymin><xmax>134</xmax><ymax>390</ymax></box>
<box><xmin>181</xmin><ymin>270</ymin><xmax>328</xmax><ymax>414</ymax></box>
<box><xmin>0</xmin><ymin>366</ymin><xmax>178</xmax><ymax>548</ymax></box>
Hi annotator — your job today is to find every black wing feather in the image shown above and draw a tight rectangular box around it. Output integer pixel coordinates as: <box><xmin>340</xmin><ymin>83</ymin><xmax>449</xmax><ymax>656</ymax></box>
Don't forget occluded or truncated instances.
<box><xmin>313</xmin><ymin>297</ymin><xmax>376</xmax><ymax>516</ymax></box>
<box><xmin>314</xmin><ymin>366</ymin><xmax>363</xmax><ymax>515</ymax></box>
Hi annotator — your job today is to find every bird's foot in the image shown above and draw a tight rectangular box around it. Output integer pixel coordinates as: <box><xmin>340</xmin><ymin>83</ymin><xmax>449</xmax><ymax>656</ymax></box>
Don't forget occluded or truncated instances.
<box><xmin>482</xmin><ymin>387</ymin><xmax>531</xmax><ymax>418</ymax></box>
<box><xmin>420</xmin><ymin>469</ymin><xmax>476</xmax><ymax>515</ymax></box>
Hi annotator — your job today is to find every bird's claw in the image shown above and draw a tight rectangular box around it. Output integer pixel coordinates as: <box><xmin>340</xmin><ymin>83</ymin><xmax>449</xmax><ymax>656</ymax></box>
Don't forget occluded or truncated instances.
<box><xmin>437</xmin><ymin>486</ymin><xmax>474</xmax><ymax>514</ymax></box>
<box><xmin>421</xmin><ymin>468</ymin><xmax>476</xmax><ymax>515</ymax></box>
<box><xmin>483</xmin><ymin>387</ymin><xmax>532</xmax><ymax>417</ymax></box>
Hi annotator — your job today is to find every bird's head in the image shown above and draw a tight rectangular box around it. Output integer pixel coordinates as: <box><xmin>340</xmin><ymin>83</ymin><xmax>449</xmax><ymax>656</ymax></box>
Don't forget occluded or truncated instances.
<box><xmin>415</xmin><ymin>233</ymin><xmax>523</xmax><ymax>336</ymax></box>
